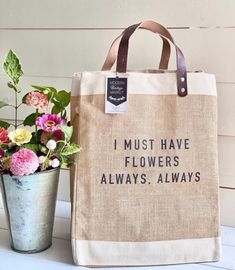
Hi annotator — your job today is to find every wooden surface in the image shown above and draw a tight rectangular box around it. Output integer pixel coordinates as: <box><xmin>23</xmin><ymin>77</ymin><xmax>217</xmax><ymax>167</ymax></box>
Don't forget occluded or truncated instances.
<box><xmin>0</xmin><ymin>0</ymin><xmax>235</xmax><ymax>226</ymax></box>
<box><xmin>0</xmin><ymin>199</ymin><xmax>235</xmax><ymax>269</ymax></box>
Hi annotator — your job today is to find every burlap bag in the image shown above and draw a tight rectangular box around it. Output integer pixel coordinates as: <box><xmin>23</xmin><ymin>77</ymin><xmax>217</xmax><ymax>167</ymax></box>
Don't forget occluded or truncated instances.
<box><xmin>70</xmin><ymin>20</ymin><xmax>220</xmax><ymax>267</ymax></box>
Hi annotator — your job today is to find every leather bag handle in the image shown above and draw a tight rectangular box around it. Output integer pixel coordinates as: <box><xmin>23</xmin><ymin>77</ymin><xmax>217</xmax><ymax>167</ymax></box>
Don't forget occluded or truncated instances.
<box><xmin>102</xmin><ymin>26</ymin><xmax>171</xmax><ymax>71</ymax></box>
<box><xmin>116</xmin><ymin>20</ymin><xmax>188</xmax><ymax>97</ymax></box>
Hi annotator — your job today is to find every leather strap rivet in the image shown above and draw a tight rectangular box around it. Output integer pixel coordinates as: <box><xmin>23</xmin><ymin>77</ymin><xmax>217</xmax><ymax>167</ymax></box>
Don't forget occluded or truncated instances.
<box><xmin>116</xmin><ymin>20</ymin><xmax>188</xmax><ymax>97</ymax></box>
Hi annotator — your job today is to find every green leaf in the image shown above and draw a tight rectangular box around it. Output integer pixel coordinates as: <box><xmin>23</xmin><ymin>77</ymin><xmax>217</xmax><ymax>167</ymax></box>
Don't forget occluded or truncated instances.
<box><xmin>60</xmin><ymin>143</ymin><xmax>81</xmax><ymax>156</ymax></box>
<box><xmin>61</xmin><ymin>126</ymin><xmax>73</xmax><ymax>142</ymax></box>
<box><xmin>3</xmin><ymin>50</ymin><xmax>23</xmax><ymax>85</ymax></box>
<box><xmin>0</xmin><ymin>143</ymin><xmax>9</xmax><ymax>150</ymax></box>
<box><xmin>55</xmin><ymin>90</ymin><xmax>70</xmax><ymax>107</ymax></box>
<box><xmin>31</xmin><ymin>85</ymin><xmax>57</xmax><ymax>100</ymax></box>
<box><xmin>61</xmin><ymin>109</ymin><xmax>67</xmax><ymax>119</ymax></box>
<box><xmin>51</xmin><ymin>99</ymin><xmax>61</xmax><ymax>107</ymax></box>
<box><xmin>59</xmin><ymin>155</ymin><xmax>73</xmax><ymax>167</ymax></box>
<box><xmin>51</xmin><ymin>104</ymin><xmax>62</xmax><ymax>114</ymax></box>
<box><xmin>7</xmin><ymin>81</ymin><xmax>21</xmax><ymax>93</ymax></box>
<box><xmin>23</xmin><ymin>112</ymin><xmax>42</xmax><ymax>127</ymax></box>
<box><xmin>0</xmin><ymin>120</ymin><xmax>10</xmax><ymax>129</ymax></box>
<box><xmin>22</xmin><ymin>93</ymin><xmax>28</xmax><ymax>104</ymax></box>
<box><xmin>0</xmin><ymin>100</ymin><xmax>9</xmax><ymax>108</ymax></box>
<box><xmin>31</xmin><ymin>85</ymin><xmax>48</xmax><ymax>92</ymax></box>
<box><xmin>22</xmin><ymin>143</ymin><xmax>40</xmax><ymax>152</ymax></box>
<box><xmin>31</xmin><ymin>85</ymin><xmax>57</xmax><ymax>93</ymax></box>
<box><xmin>30</xmin><ymin>129</ymin><xmax>43</xmax><ymax>144</ymax></box>
<box><xmin>40</xmin><ymin>145</ymin><xmax>48</xmax><ymax>154</ymax></box>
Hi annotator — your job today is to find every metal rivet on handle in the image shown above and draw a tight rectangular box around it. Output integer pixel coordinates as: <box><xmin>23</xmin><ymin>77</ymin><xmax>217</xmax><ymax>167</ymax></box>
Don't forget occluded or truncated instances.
<box><xmin>181</xmin><ymin>88</ymin><xmax>185</xmax><ymax>93</ymax></box>
<box><xmin>181</xmin><ymin>77</ymin><xmax>185</xmax><ymax>82</ymax></box>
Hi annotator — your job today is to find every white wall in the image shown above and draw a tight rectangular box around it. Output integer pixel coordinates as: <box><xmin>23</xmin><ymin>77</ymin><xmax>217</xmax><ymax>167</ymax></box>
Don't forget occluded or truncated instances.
<box><xmin>0</xmin><ymin>0</ymin><xmax>235</xmax><ymax>225</ymax></box>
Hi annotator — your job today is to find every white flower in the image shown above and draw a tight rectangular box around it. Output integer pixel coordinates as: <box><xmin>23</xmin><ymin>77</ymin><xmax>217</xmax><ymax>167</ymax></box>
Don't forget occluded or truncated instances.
<box><xmin>50</xmin><ymin>158</ymin><xmax>60</xmax><ymax>168</ymax></box>
<box><xmin>46</xmin><ymin>139</ymin><xmax>57</xmax><ymax>150</ymax></box>
<box><xmin>38</xmin><ymin>156</ymin><xmax>46</xmax><ymax>164</ymax></box>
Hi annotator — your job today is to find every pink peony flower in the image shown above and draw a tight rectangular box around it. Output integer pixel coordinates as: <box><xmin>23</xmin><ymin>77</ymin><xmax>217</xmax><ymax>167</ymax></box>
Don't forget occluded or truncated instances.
<box><xmin>0</xmin><ymin>128</ymin><xmax>10</xmax><ymax>145</ymax></box>
<box><xmin>36</xmin><ymin>114</ymin><xmax>64</xmax><ymax>132</ymax></box>
<box><xmin>10</xmin><ymin>148</ymin><xmax>39</xmax><ymax>176</ymax></box>
<box><xmin>26</xmin><ymin>91</ymin><xmax>49</xmax><ymax>111</ymax></box>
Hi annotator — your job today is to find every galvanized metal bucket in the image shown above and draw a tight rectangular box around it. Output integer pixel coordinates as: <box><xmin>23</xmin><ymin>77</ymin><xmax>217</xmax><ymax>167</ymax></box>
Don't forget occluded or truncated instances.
<box><xmin>0</xmin><ymin>168</ymin><xmax>60</xmax><ymax>253</ymax></box>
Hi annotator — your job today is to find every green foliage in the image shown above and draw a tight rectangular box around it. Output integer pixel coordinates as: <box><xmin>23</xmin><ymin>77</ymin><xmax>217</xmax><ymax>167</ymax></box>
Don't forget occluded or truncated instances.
<box><xmin>22</xmin><ymin>143</ymin><xmax>40</xmax><ymax>152</ymax></box>
<box><xmin>56</xmin><ymin>90</ymin><xmax>70</xmax><ymax>107</ymax></box>
<box><xmin>51</xmin><ymin>90</ymin><xmax>70</xmax><ymax>117</ymax></box>
<box><xmin>31</xmin><ymin>85</ymin><xmax>57</xmax><ymax>100</ymax></box>
<box><xmin>53</xmin><ymin>126</ymin><xmax>80</xmax><ymax>167</ymax></box>
<box><xmin>60</xmin><ymin>155</ymin><xmax>73</xmax><ymax>167</ymax></box>
<box><xmin>23</xmin><ymin>112</ymin><xmax>42</xmax><ymax>127</ymax></box>
<box><xmin>22</xmin><ymin>93</ymin><xmax>28</xmax><ymax>104</ymax></box>
<box><xmin>0</xmin><ymin>100</ymin><xmax>9</xmax><ymax>108</ymax></box>
<box><xmin>60</xmin><ymin>143</ymin><xmax>81</xmax><ymax>156</ymax></box>
<box><xmin>40</xmin><ymin>146</ymin><xmax>48</xmax><ymax>154</ymax></box>
<box><xmin>0</xmin><ymin>120</ymin><xmax>10</xmax><ymax>129</ymax></box>
<box><xmin>3</xmin><ymin>50</ymin><xmax>23</xmax><ymax>87</ymax></box>
<box><xmin>61</xmin><ymin>126</ymin><xmax>73</xmax><ymax>142</ymax></box>
<box><xmin>7</xmin><ymin>81</ymin><xmax>22</xmax><ymax>93</ymax></box>
<box><xmin>0</xmin><ymin>50</ymin><xmax>80</xmax><ymax>173</ymax></box>
<box><xmin>51</xmin><ymin>101</ymin><xmax>63</xmax><ymax>114</ymax></box>
<box><xmin>31</xmin><ymin>85</ymin><xmax>51</xmax><ymax>92</ymax></box>
<box><xmin>61</xmin><ymin>110</ymin><xmax>67</xmax><ymax>119</ymax></box>
<box><xmin>31</xmin><ymin>85</ymin><xmax>70</xmax><ymax>120</ymax></box>
<box><xmin>0</xmin><ymin>144</ymin><xmax>9</xmax><ymax>150</ymax></box>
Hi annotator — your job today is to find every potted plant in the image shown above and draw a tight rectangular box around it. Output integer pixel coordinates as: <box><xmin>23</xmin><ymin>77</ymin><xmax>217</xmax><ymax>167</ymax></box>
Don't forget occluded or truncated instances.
<box><xmin>0</xmin><ymin>50</ymin><xmax>80</xmax><ymax>253</ymax></box>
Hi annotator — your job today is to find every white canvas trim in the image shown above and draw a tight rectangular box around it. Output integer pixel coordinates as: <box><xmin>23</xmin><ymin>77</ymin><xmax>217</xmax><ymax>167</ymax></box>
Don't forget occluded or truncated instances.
<box><xmin>71</xmin><ymin>71</ymin><xmax>217</xmax><ymax>97</ymax></box>
<box><xmin>71</xmin><ymin>237</ymin><xmax>221</xmax><ymax>266</ymax></box>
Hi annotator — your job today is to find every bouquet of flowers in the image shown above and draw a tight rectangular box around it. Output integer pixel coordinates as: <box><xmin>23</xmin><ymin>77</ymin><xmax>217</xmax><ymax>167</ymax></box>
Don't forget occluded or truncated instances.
<box><xmin>0</xmin><ymin>50</ymin><xmax>80</xmax><ymax>176</ymax></box>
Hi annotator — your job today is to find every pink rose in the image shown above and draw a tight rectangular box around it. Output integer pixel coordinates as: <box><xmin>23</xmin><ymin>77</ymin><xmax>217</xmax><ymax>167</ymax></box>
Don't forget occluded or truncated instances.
<box><xmin>0</xmin><ymin>128</ymin><xmax>10</xmax><ymax>145</ymax></box>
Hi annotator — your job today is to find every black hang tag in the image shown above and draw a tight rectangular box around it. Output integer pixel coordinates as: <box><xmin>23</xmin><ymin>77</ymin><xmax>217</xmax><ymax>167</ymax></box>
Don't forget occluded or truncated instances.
<box><xmin>105</xmin><ymin>76</ymin><xmax>128</xmax><ymax>114</ymax></box>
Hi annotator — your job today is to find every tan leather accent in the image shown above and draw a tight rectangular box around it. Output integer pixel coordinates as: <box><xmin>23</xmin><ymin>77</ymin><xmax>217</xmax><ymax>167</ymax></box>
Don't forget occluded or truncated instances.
<box><xmin>116</xmin><ymin>20</ymin><xmax>187</xmax><ymax>97</ymax></box>
<box><xmin>101</xmin><ymin>26</ymin><xmax>171</xmax><ymax>71</ymax></box>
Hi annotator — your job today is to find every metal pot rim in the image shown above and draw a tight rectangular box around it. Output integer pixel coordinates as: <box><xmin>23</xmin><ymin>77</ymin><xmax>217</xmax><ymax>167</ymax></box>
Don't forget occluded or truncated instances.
<box><xmin>1</xmin><ymin>167</ymin><xmax>60</xmax><ymax>178</ymax></box>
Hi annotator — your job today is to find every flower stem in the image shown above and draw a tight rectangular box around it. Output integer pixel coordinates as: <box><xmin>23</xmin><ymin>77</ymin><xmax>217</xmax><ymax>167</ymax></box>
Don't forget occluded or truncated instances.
<box><xmin>35</xmin><ymin>109</ymin><xmax>39</xmax><ymax>142</ymax></box>
<box><xmin>14</xmin><ymin>91</ymin><xmax>18</xmax><ymax>130</ymax></box>
<box><xmin>41</xmin><ymin>149</ymin><xmax>51</xmax><ymax>171</ymax></box>
<box><xmin>16</xmin><ymin>122</ymin><xmax>23</xmax><ymax>127</ymax></box>
<box><xmin>7</xmin><ymin>104</ymin><xmax>15</xmax><ymax>108</ymax></box>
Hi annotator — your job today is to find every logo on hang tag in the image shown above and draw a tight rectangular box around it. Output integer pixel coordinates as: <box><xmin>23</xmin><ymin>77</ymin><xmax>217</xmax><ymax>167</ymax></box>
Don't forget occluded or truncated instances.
<box><xmin>105</xmin><ymin>75</ymin><xmax>128</xmax><ymax>113</ymax></box>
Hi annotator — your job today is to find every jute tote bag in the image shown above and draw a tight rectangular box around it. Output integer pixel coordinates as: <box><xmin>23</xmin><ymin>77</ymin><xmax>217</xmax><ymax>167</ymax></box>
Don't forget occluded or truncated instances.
<box><xmin>70</xmin><ymin>20</ymin><xmax>220</xmax><ymax>267</ymax></box>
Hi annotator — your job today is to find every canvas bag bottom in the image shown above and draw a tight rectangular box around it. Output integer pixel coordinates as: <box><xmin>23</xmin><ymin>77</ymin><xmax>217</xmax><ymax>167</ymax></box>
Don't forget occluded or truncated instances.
<box><xmin>71</xmin><ymin>237</ymin><xmax>221</xmax><ymax>267</ymax></box>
